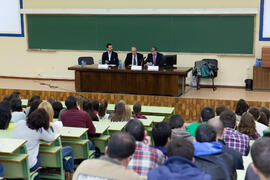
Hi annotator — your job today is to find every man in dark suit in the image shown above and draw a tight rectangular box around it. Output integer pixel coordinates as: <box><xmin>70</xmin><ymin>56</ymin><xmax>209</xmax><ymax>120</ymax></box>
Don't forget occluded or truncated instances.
<box><xmin>146</xmin><ymin>46</ymin><xmax>164</xmax><ymax>67</ymax></box>
<box><xmin>124</xmin><ymin>47</ymin><xmax>144</xmax><ymax>67</ymax></box>
<box><xmin>102</xmin><ymin>43</ymin><xmax>119</xmax><ymax>65</ymax></box>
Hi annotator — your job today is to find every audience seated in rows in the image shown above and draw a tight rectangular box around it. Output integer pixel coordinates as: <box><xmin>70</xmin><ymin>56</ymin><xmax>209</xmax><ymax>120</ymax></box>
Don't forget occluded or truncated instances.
<box><xmin>220</xmin><ymin>109</ymin><xmax>250</xmax><ymax>156</ymax></box>
<box><xmin>148</xmin><ymin>138</ymin><xmax>211</xmax><ymax>180</ymax></box>
<box><xmin>61</xmin><ymin>96</ymin><xmax>96</xmax><ymax>136</ymax></box>
<box><xmin>169</xmin><ymin>114</ymin><xmax>194</xmax><ymax>143</ymax></box>
<box><xmin>207</xmin><ymin>117</ymin><xmax>244</xmax><ymax>169</ymax></box>
<box><xmin>126</xmin><ymin>119</ymin><xmax>165</xmax><ymax>177</ymax></box>
<box><xmin>133</xmin><ymin>102</ymin><xmax>147</xmax><ymax>119</ymax></box>
<box><xmin>248</xmin><ymin>107</ymin><xmax>268</xmax><ymax>136</ymax></box>
<box><xmin>238</xmin><ymin>112</ymin><xmax>260</xmax><ymax>140</ymax></box>
<box><xmin>193</xmin><ymin>124</ymin><xmax>236</xmax><ymax>180</ymax></box>
<box><xmin>73</xmin><ymin>132</ymin><xmax>145</xmax><ymax>180</ymax></box>
<box><xmin>152</xmin><ymin>122</ymin><xmax>171</xmax><ymax>156</ymax></box>
<box><xmin>10</xmin><ymin>98</ymin><xmax>26</xmax><ymax>123</ymax></box>
<box><xmin>186</xmin><ymin>106</ymin><xmax>215</xmax><ymax>137</ymax></box>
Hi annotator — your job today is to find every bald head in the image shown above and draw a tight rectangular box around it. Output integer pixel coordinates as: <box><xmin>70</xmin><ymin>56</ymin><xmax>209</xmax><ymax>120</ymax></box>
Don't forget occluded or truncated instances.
<box><xmin>131</xmin><ymin>47</ymin><xmax>137</xmax><ymax>55</ymax></box>
<box><xmin>207</xmin><ymin>117</ymin><xmax>224</xmax><ymax>139</ymax></box>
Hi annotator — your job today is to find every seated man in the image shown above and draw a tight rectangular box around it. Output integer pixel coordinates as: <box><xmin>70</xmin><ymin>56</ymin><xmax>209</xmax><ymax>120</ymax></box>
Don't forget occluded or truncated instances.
<box><xmin>148</xmin><ymin>138</ymin><xmax>211</xmax><ymax>180</ymax></box>
<box><xmin>186</xmin><ymin>106</ymin><xmax>215</xmax><ymax>137</ymax></box>
<box><xmin>220</xmin><ymin>109</ymin><xmax>250</xmax><ymax>156</ymax></box>
<box><xmin>194</xmin><ymin>124</ymin><xmax>236</xmax><ymax>180</ymax></box>
<box><xmin>208</xmin><ymin>117</ymin><xmax>244</xmax><ymax>169</ymax></box>
<box><xmin>61</xmin><ymin>96</ymin><xmax>96</xmax><ymax>136</ymax></box>
<box><xmin>145</xmin><ymin>46</ymin><xmax>164</xmax><ymax>67</ymax></box>
<box><xmin>152</xmin><ymin>122</ymin><xmax>171</xmax><ymax>156</ymax></box>
<box><xmin>124</xmin><ymin>47</ymin><xmax>144</xmax><ymax>67</ymax></box>
<box><xmin>101</xmin><ymin>43</ymin><xmax>119</xmax><ymax>65</ymax></box>
<box><xmin>248</xmin><ymin>137</ymin><xmax>270</xmax><ymax>180</ymax></box>
<box><xmin>126</xmin><ymin>119</ymin><xmax>165</xmax><ymax>177</ymax></box>
<box><xmin>73</xmin><ymin>132</ymin><xmax>145</xmax><ymax>180</ymax></box>
<box><xmin>248</xmin><ymin>107</ymin><xmax>268</xmax><ymax>136</ymax></box>
<box><xmin>169</xmin><ymin>114</ymin><xmax>194</xmax><ymax>143</ymax></box>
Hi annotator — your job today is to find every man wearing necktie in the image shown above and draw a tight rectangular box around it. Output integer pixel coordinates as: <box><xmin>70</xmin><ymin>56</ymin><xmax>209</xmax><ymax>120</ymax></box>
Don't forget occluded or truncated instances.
<box><xmin>102</xmin><ymin>43</ymin><xmax>119</xmax><ymax>65</ymax></box>
<box><xmin>124</xmin><ymin>47</ymin><xmax>144</xmax><ymax>67</ymax></box>
<box><xmin>146</xmin><ymin>46</ymin><xmax>164</xmax><ymax>67</ymax></box>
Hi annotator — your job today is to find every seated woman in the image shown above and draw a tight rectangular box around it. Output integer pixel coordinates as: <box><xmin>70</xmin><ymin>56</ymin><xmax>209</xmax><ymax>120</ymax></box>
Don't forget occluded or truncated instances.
<box><xmin>10</xmin><ymin>98</ymin><xmax>26</xmax><ymax>123</ymax></box>
<box><xmin>98</xmin><ymin>101</ymin><xmax>109</xmax><ymax>120</ymax></box>
<box><xmin>12</xmin><ymin>109</ymin><xmax>55</xmax><ymax>180</ymax></box>
<box><xmin>83</xmin><ymin>99</ymin><xmax>99</xmax><ymax>122</ymax></box>
<box><xmin>38</xmin><ymin>102</ymin><xmax>74</xmax><ymax>178</ymax></box>
<box><xmin>109</xmin><ymin>101</ymin><xmax>131</xmax><ymax>122</ymax></box>
<box><xmin>52</xmin><ymin>101</ymin><xmax>63</xmax><ymax>119</ymax></box>
<box><xmin>238</xmin><ymin>112</ymin><xmax>260</xmax><ymax>140</ymax></box>
<box><xmin>132</xmin><ymin>102</ymin><xmax>147</xmax><ymax>119</ymax></box>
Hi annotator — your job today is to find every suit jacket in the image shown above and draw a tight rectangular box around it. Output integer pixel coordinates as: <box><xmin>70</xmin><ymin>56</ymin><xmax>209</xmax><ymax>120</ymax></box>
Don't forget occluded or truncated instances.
<box><xmin>102</xmin><ymin>51</ymin><xmax>119</xmax><ymax>65</ymax></box>
<box><xmin>124</xmin><ymin>53</ymin><xmax>144</xmax><ymax>67</ymax></box>
<box><xmin>146</xmin><ymin>52</ymin><xmax>164</xmax><ymax>67</ymax></box>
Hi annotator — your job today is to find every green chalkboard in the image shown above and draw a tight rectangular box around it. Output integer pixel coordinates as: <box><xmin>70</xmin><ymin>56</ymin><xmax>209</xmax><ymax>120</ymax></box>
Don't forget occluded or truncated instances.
<box><xmin>27</xmin><ymin>15</ymin><xmax>254</xmax><ymax>54</ymax></box>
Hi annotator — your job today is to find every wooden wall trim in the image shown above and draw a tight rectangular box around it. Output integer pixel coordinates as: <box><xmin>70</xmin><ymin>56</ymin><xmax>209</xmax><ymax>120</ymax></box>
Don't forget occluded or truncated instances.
<box><xmin>0</xmin><ymin>76</ymin><xmax>74</xmax><ymax>82</ymax></box>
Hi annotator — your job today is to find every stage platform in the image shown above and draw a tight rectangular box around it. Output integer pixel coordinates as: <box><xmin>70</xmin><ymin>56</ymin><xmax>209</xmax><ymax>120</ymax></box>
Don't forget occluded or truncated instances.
<box><xmin>0</xmin><ymin>77</ymin><xmax>269</xmax><ymax>122</ymax></box>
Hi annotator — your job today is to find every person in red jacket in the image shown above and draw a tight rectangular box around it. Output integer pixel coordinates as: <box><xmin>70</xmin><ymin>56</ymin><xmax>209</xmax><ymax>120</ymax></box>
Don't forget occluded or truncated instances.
<box><xmin>61</xmin><ymin>96</ymin><xmax>96</xmax><ymax>136</ymax></box>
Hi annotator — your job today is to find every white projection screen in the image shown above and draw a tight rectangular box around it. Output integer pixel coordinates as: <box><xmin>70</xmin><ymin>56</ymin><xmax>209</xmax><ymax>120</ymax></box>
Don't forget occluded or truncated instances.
<box><xmin>0</xmin><ymin>0</ymin><xmax>23</xmax><ymax>36</ymax></box>
<box><xmin>261</xmin><ymin>0</ymin><xmax>270</xmax><ymax>40</ymax></box>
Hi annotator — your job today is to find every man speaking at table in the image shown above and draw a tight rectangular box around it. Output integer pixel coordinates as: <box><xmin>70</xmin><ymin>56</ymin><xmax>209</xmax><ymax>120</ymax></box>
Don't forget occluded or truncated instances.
<box><xmin>146</xmin><ymin>46</ymin><xmax>164</xmax><ymax>67</ymax></box>
<box><xmin>124</xmin><ymin>46</ymin><xmax>144</xmax><ymax>67</ymax></box>
<box><xmin>102</xmin><ymin>43</ymin><xmax>119</xmax><ymax>65</ymax></box>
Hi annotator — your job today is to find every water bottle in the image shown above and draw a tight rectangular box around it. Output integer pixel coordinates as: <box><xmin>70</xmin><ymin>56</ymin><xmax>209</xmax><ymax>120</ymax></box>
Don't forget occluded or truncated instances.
<box><xmin>119</xmin><ymin>60</ymin><xmax>122</xmax><ymax>69</ymax></box>
<box><xmin>81</xmin><ymin>60</ymin><xmax>85</xmax><ymax>68</ymax></box>
<box><xmin>99</xmin><ymin>60</ymin><xmax>102</xmax><ymax>64</ymax></box>
<box><xmin>150</xmin><ymin>62</ymin><xmax>153</xmax><ymax>66</ymax></box>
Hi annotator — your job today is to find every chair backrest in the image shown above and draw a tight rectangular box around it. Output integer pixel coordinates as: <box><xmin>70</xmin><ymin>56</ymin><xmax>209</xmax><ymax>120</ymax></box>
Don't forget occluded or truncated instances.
<box><xmin>202</xmin><ymin>59</ymin><xmax>218</xmax><ymax>77</ymax></box>
<box><xmin>78</xmin><ymin>57</ymin><xmax>94</xmax><ymax>65</ymax></box>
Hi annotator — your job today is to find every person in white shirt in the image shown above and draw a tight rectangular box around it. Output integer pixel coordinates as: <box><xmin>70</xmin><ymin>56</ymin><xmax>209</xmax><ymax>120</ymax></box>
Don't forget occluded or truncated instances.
<box><xmin>12</xmin><ymin>108</ymin><xmax>55</xmax><ymax>179</ymax></box>
<box><xmin>10</xmin><ymin>98</ymin><xmax>26</xmax><ymax>123</ymax></box>
<box><xmin>248</xmin><ymin>107</ymin><xmax>268</xmax><ymax>136</ymax></box>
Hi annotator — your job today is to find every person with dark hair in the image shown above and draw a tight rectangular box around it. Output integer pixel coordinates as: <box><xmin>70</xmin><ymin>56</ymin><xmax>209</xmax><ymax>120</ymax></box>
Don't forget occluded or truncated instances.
<box><xmin>148</xmin><ymin>138</ymin><xmax>211</xmax><ymax>180</ymax></box>
<box><xmin>133</xmin><ymin>102</ymin><xmax>146</xmax><ymax>119</ymax></box>
<box><xmin>10</xmin><ymin>98</ymin><xmax>26</xmax><ymax>123</ymax></box>
<box><xmin>12</xmin><ymin>108</ymin><xmax>55</xmax><ymax>179</ymax></box>
<box><xmin>169</xmin><ymin>114</ymin><xmax>194</xmax><ymax>143</ymax></box>
<box><xmin>235</xmin><ymin>99</ymin><xmax>249</xmax><ymax>119</ymax></box>
<box><xmin>220</xmin><ymin>109</ymin><xmax>250</xmax><ymax>156</ymax></box>
<box><xmin>52</xmin><ymin>101</ymin><xmax>63</xmax><ymax>119</ymax></box>
<box><xmin>249</xmin><ymin>107</ymin><xmax>268</xmax><ymax>136</ymax></box>
<box><xmin>238</xmin><ymin>112</ymin><xmax>260</xmax><ymax>140</ymax></box>
<box><xmin>246</xmin><ymin>137</ymin><xmax>270</xmax><ymax>180</ymax></box>
<box><xmin>83</xmin><ymin>99</ymin><xmax>99</xmax><ymax>122</ymax></box>
<box><xmin>61</xmin><ymin>96</ymin><xmax>96</xmax><ymax>135</ymax></box>
<box><xmin>28</xmin><ymin>99</ymin><xmax>42</xmax><ymax>117</ymax></box>
<box><xmin>194</xmin><ymin>124</ymin><xmax>236</xmax><ymax>180</ymax></box>
<box><xmin>258</xmin><ymin>111</ymin><xmax>269</xmax><ymax>127</ymax></box>
<box><xmin>25</xmin><ymin>95</ymin><xmax>41</xmax><ymax>116</ymax></box>
<box><xmin>98</xmin><ymin>101</ymin><xmax>109</xmax><ymax>120</ymax></box>
<box><xmin>0</xmin><ymin>101</ymin><xmax>12</xmax><ymax>129</ymax></box>
<box><xmin>47</xmin><ymin>98</ymin><xmax>55</xmax><ymax>105</ymax></box>
<box><xmin>109</xmin><ymin>101</ymin><xmax>130</xmax><ymax>122</ymax></box>
<box><xmin>92</xmin><ymin>100</ymin><xmax>99</xmax><ymax>115</ymax></box>
<box><xmin>101</xmin><ymin>43</ymin><xmax>119</xmax><ymax>65</ymax></box>
<box><xmin>186</xmin><ymin>106</ymin><xmax>215</xmax><ymax>137</ymax></box>
<box><xmin>73</xmin><ymin>132</ymin><xmax>145</xmax><ymax>180</ymax></box>
<box><xmin>152</xmin><ymin>122</ymin><xmax>171</xmax><ymax>156</ymax></box>
<box><xmin>216</xmin><ymin>104</ymin><xmax>227</xmax><ymax>116</ymax></box>
<box><xmin>260</xmin><ymin>106</ymin><xmax>270</xmax><ymax>122</ymax></box>
<box><xmin>146</xmin><ymin>46</ymin><xmax>164</xmax><ymax>67</ymax></box>
<box><xmin>208</xmin><ymin>117</ymin><xmax>244</xmax><ymax>170</ymax></box>
<box><xmin>126</xmin><ymin>119</ymin><xmax>165</xmax><ymax>177</ymax></box>
<box><xmin>7</xmin><ymin>91</ymin><xmax>20</xmax><ymax>102</ymax></box>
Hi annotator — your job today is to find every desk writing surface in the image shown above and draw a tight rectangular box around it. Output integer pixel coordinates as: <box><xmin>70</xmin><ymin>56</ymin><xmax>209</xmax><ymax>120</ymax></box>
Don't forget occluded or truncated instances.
<box><xmin>99</xmin><ymin>120</ymin><xmax>127</xmax><ymax>132</ymax></box>
<box><xmin>0</xmin><ymin>130</ymin><xmax>13</xmax><ymax>138</ymax></box>
<box><xmin>60</xmin><ymin>127</ymin><xmax>88</xmax><ymax>138</ymax></box>
<box><xmin>139</xmin><ymin>119</ymin><xmax>153</xmax><ymax>127</ymax></box>
<box><xmin>0</xmin><ymin>138</ymin><xmax>26</xmax><ymax>154</ymax></box>
<box><xmin>21</xmin><ymin>99</ymin><xmax>28</xmax><ymax>106</ymax></box>
<box><xmin>93</xmin><ymin>121</ymin><xmax>109</xmax><ymax>134</ymax></box>
<box><xmin>40</xmin><ymin>134</ymin><xmax>60</xmax><ymax>146</ymax></box>
<box><xmin>144</xmin><ymin>115</ymin><xmax>165</xmax><ymax>123</ymax></box>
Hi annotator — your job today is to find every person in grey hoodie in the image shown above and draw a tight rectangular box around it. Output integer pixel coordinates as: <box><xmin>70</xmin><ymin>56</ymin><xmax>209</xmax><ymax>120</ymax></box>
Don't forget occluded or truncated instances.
<box><xmin>169</xmin><ymin>114</ymin><xmax>194</xmax><ymax>143</ymax></box>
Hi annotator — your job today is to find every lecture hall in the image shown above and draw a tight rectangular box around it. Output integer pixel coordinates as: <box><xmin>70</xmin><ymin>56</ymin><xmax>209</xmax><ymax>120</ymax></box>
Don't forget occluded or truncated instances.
<box><xmin>0</xmin><ymin>0</ymin><xmax>270</xmax><ymax>179</ymax></box>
